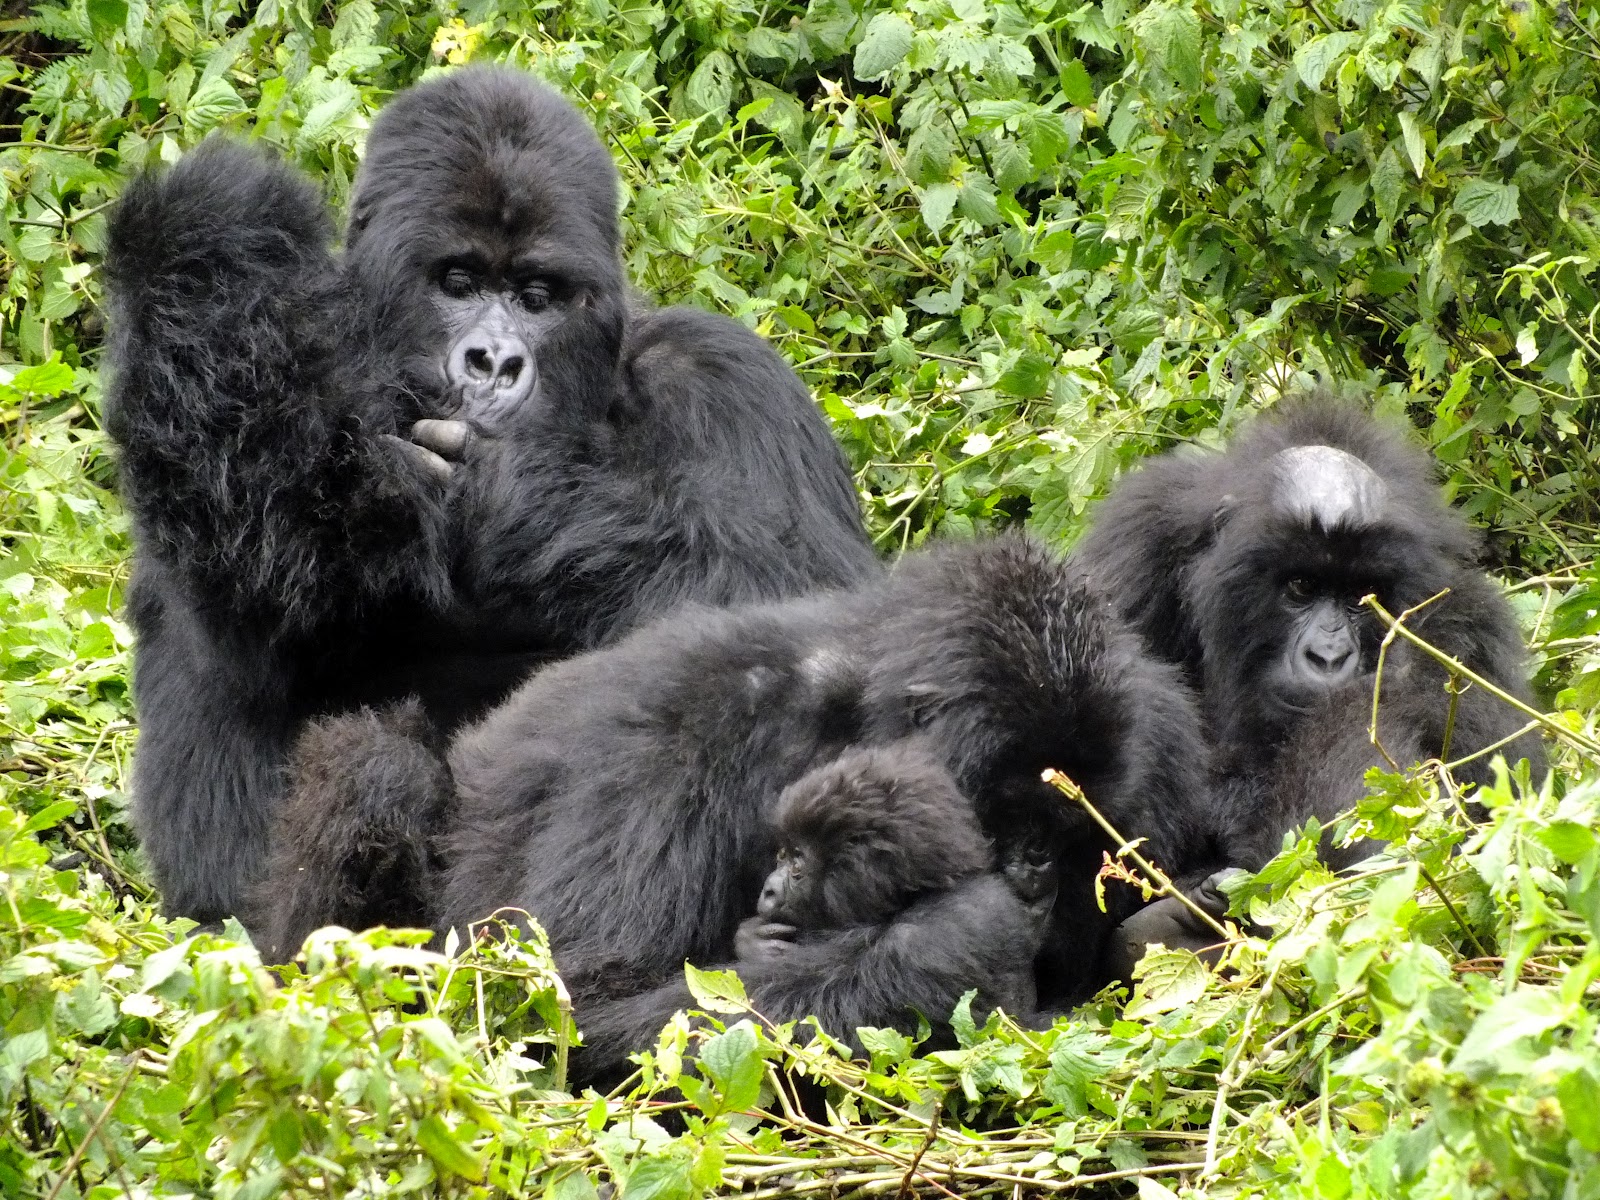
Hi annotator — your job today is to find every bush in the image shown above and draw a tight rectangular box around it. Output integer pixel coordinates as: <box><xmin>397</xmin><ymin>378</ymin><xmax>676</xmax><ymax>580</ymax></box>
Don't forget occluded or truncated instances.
<box><xmin>3</xmin><ymin>0</ymin><xmax>1600</xmax><ymax>1193</ymax></box>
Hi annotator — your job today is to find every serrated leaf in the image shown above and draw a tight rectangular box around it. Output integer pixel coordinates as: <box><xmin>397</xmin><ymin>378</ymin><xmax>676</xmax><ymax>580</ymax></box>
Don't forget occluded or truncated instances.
<box><xmin>853</xmin><ymin>13</ymin><xmax>913</xmax><ymax>80</ymax></box>
<box><xmin>1293</xmin><ymin>31</ymin><xmax>1359</xmax><ymax>91</ymax></box>
<box><xmin>1372</xmin><ymin>144</ymin><xmax>1405</xmax><ymax>223</ymax></box>
<box><xmin>4</xmin><ymin>356</ymin><xmax>75</xmax><ymax>396</ymax></box>
<box><xmin>1139</xmin><ymin>3</ymin><xmax>1203</xmax><ymax>91</ymax></box>
<box><xmin>1061</xmin><ymin>58</ymin><xmax>1095</xmax><ymax>107</ymax></box>
<box><xmin>1398</xmin><ymin>110</ymin><xmax>1426</xmax><ymax>177</ymax></box>
<box><xmin>998</xmin><ymin>351</ymin><xmax>1054</xmax><ymax>397</ymax></box>
<box><xmin>684</xmin><ymin>49</ymin><xmax>734</xmax><ymax>119</ymax></box>
<box><xmin>695</xmin><ymin>1020</ymin><xmax>764</xmax><ymax>1112</ymax></box>
<box><xmin>184</xmin><ymin>75</ymin><xmax>246</xmax><ymax>135</ymax></box>
<box><xmin>1454</xmin><ymin>179</ymin><xmax>1520</xmax><ymax>226</ymax></box>
<box><xmin>1125</xmin><ymin>946</ymin><xmax>1208</xmax><ymax>1020</ymax></box>
<box><xmin>684</xmin><ymin>963</ymin><xmax>750</xmax><ymax>1013</ymax></box>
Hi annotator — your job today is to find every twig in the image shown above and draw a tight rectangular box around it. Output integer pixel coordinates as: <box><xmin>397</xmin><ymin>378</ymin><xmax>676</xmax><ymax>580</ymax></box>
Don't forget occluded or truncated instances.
<box><xmin>1367</xmin><ymin>589</ymin><xmax>1452</xmax><ymax>768</ymax></box>
<box><xmin>1363</xmin><ymin>595</ymin><xmax>1596</xmax><ymax>756</ymax></box>
<box><xmin>1042</xmin><ymin>770</ymin><xmax>1232</xmax><ymax>941</ymax></box>
<box><xmin>897</xmin><ymin>1103</ymin><xmax>942</xmax><ymax>1200</ymax></box>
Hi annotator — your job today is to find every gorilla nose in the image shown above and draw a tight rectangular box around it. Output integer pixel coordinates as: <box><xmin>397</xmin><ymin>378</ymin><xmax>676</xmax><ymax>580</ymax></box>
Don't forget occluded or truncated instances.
<box><xmin>446</xmin><ymin>329</ymin><xmax>535</xmax><ymax>416</ymax></box>
<box><xmin>1301</xmin><ymin>627</ymin><xmax>1358</xmax><ymax>681</ymax></box>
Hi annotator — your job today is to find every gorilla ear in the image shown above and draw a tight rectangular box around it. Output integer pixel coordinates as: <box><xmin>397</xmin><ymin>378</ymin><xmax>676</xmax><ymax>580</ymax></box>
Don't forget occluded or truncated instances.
<box><xmin>1212</xmin><ymin>493</ymin><xmax>1237</xmax><ymax>533</ymax></box>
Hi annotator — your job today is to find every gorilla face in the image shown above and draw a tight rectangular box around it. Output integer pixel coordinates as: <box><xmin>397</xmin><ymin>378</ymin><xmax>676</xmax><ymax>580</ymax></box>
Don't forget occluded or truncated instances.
<box><xmin>1191</xmin><ymin>441</ymin><xmax>1448</xmax><ymax>743</ymax></box>
<box><xmin>343</xmin><ymin>68</ymin><xmax>627</xmax><ymax>430</ymax></box>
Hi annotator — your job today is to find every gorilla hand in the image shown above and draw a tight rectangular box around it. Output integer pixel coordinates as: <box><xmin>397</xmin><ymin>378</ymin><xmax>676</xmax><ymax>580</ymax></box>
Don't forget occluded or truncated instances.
<box><xmin>1106</xmin><ymin>868</ymin><xmax>1242</xmax><ymax>983</ymax></box>
<box><xmin>381</xmin><ymin>419</ymin><xmax>474</xmax><ymax>482</ymax></box>
<box><xmin>735</xmin><ymin>916</ymin><xmax>797</xmax><ymax>963</ymax></box>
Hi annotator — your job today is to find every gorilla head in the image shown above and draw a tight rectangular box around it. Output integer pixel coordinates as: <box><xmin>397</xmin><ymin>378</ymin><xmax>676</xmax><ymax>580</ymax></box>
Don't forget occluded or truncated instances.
<box><xmin>1183</xmin><ymin>403</ymin><xmax>1482</xmax><ymax>753</ymax></box>
<box><xmin>346</xmin><ymin>69</ymin><xmax>626</xmax><ymax>429</ymax></box>
<box><xmin>754</xmin><ymin>744</ymin><xmax>993</xmax><ymax>935</ymax></box>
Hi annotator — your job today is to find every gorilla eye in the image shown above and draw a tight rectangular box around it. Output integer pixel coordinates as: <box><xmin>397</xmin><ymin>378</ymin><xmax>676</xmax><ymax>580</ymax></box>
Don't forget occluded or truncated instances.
<box><xmin>1285</xmin><ymin>577</ymin><xmax>1316</xmax><ymax>602</ymax></box>
<box><xmin>440</xmin><ymin>268</ymin><xmax>476</xmax><ymax>298</ymax></box>
<box><xmin>518</xmin><ymin>281</ymin><xmax>552</xmax><ymax>312</ymax></box>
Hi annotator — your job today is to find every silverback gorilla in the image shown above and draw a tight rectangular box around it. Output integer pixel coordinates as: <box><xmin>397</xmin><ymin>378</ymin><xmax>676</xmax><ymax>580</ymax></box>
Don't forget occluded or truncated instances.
<box><xmin>104</xmin><ymin>68</ymin><xmax>877</xmax><ymax>923</ymax></box>
<box><xmin>256</xmin><ymin>537</ymin><xmax>1222</xmax><ymax>1082</ymax></box>
<box><xmin>1076</xmin><ymin>394</ymin><xmax>1544</xmax><ymax>949</ymax></box>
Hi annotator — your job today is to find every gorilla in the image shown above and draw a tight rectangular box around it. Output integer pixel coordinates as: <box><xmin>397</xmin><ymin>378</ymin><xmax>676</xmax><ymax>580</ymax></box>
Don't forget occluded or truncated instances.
<box><xmin>729</xmin><ymin>744</ymin><xmax>1051</xmax><ymax>1029</ymax></box>
<box><xmin>256</xmin><ymin>536</ymin><xmax>1221</xmax><ymax>1082</ymax></box>
<box><xmin>1074</xmin><ymin>394</ymin><xmax>1544</xmax><ymax>946</ymax></box>
<box><xmin>102</xmin><ymin>67</ymin><xmax>876</xmax><ymax>924</ymax></box>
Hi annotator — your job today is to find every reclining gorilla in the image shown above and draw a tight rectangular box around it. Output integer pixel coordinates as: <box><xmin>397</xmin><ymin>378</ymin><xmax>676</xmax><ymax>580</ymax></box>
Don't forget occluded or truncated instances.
<box><xmin>256</xmin><ymin>537</ymin><xmax>1222</xmax><ymax>1082</ymax></box>
<box><xmin>104</xmin><ymin>67</ymin><xmax>876</xmax><ymax>924</ymax></box>
<box><xmin>1076</xmin><ymin>395</ymin><xmax>1544</xmax><ymax>950</ymax></box>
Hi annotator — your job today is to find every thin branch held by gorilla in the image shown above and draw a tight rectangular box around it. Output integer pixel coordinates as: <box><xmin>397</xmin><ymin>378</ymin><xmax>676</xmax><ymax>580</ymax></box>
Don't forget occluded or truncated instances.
<box><xmin>256</xmin><ymin>536</ymin><xmax>1221</xmax><ymax>1085</ymax></box>
<box><xmin>1073</xmin><ymin>394</ymin><xmax>1546</xmax><ymax>956</ymax></box>
<box><xmin>103</xmin><ymin>66</ymin><xmax>877</xmax><ymax>924</ymax></box>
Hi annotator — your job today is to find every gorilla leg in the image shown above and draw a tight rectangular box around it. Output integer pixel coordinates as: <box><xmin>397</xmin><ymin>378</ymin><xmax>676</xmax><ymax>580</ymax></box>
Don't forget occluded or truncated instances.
<box><xmin>251</xmin><ymin>701</ymin><xmax>450</xmax><ymax>962</ymax></box>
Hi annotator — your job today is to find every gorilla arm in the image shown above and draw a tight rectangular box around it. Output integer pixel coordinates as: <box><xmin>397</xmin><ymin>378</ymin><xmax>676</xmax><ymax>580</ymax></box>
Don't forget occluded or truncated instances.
<box><xmin>105</xmin><ymin>139</ymin><xmax>454</xmax><ymax>634</ymax></box>
<box><xmin>568</xmin><ymin>875</ymin><xmax>1043</xmax><ymax>1086</ymax></box>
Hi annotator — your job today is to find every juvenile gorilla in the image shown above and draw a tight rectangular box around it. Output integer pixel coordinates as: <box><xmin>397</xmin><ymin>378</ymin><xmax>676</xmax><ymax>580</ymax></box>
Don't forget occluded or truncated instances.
<box><xmin>733</xmin><ymin>744</ymin><xmax>1050</xmax><ymax>1022</ymax></box>
<box><xmin>104</xmin><ymin>67</ymin><xmax>875</xmax><ymax>923</ymax></box>
<box><xmin>1074</xmin><ymin>395</ymin><xmax>1544</xmax><ymax>945</ymax></box>
<box><xmin>258</xmin><ymin>537</ymin><xmax>1220</xmax><ymax>1082</ymax></box>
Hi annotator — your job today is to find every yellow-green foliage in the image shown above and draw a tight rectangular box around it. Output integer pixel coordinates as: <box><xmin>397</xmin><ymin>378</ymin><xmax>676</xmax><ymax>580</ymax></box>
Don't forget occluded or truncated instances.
<box><xmin>4</xmin><ymin>0</ymin><xmax>1600</xmax><ymax>1194</ymax></box>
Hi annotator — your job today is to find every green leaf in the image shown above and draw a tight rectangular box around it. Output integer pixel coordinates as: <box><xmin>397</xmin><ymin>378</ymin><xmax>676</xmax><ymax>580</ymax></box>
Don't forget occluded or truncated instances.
<box><xmin>696</xmin><ymin>1020</ymin><xmax>764</xmax><ymax>1112</ymax></box>
<box><xmin>415</xmin><ymin>1114</ymin><xmax>485</xmax><ymax>1182</ymax></box>
<box><xmin>1294</xmin><ymin>32</ymin><xmax>1359</xmax><ymax>90</ymax></box>
<box><xmin>623</xmin><ymin>1155</ymin><xmax>695</xmax><ymax>1200</ymax></box>
<box><xmin>1139</xmin><ymin>3</ymin><xmax>1203</xmax><ymax>92</ymax></box>
<box><xmin>919</xmin><ymin>182</ymin><xmax>959</xmax><ymax>234</ymax></box>
<box><xmin>1454</xmin><ymin>179</ymin><xmax>1520</xmax><ymax>226</ymax></box>
<box><xmin>1125</xmin><ymin>946</ymin><xmax>1208</xmax><ymax>1020</ymax></box>
<box><xmin>184</xmin><ymin>75</ymin><xmax>247</xmax><ymax>135</ymax></box>
<box><xmin>684</xmin><ymin>50</ymin><xmax>735</xmax><ymax>119</ymax></box>
<box><xmin>854</xmin><ymin>13</ymin><xmax>913</xmax><ymax>80</ymax></box>
<box><xmin>684</xmin><ymin>963</ymin><xmax>750</xmax><ymax>1014</ymax></box>
<box><xmin>1397</xmin><ymin>111</ymin><xmax>1426</xmax><ymax>177</ymax></box>
<box><xmin>997</xmin><ymin>351</ymin><xmax>1054</xmax><ymax>397</ymax></box>
<box><xmin>1371</xmin><ymin>145</ymin><xmax>1405</xmax><ymax>223</ymax></box>
<box><xmin>4</xmin><ymin>357</ymin><xmax>75</xmax><ymax>398</ymax></box>
<box><xmin>1560</xmin><ymin>1069</ymin><xmax>1600</xmax><ymax>1151</ymax></box>
<box><xmin>1061</xmin><ymin>58</ymin><xmax>1096</xmax><ymax>108</ymax></box>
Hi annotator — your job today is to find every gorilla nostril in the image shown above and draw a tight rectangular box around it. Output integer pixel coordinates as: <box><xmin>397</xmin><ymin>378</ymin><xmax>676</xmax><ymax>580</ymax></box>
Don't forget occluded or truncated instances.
<box><xmin>464</xmin><ymin>347</ymin><xmax>493</xmax><ymax>379</ymax></box>
<box><xmin>1305</xmin><ymin>644</ymin><xmax>1353</xmax><ymax>674</ymax></box>
<box><xmin>498</xmin><ymin>355</ymin><xmax>525</xmax><ymax>386</ymax></box>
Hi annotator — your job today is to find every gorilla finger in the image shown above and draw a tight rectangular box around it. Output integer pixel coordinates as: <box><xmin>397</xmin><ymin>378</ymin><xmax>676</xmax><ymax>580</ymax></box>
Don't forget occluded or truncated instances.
<box><xmin>412</xmin><ymin>418</ymin><xmax>474</xmax><ymax>459</ymax></box>
<box><xmin>382</xmin><ymin>433</ymin><xmax>454</xmax><ymax>482</ymax></box>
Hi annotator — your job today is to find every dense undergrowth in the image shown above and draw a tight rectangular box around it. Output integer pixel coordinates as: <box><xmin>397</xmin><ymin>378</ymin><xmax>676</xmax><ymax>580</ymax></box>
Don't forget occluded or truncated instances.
<box><xmin>4</xmin><ymin>0</ymin><xmax>1600</xmax><ymax>1193</ymax></box>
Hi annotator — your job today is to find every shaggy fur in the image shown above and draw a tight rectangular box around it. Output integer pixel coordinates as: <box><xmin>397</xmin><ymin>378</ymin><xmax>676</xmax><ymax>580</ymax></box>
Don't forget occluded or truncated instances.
<box><xmin>257</xmin><ymin>536</ymin><xmax>1220</xmax><ymax>1082</ymax></box>
<box><xmin>104</xmin><ymin>67</ymin><xmax>876</xmax><ymax>923</ymax></box>
<box><xmin>1074</xmin><ymin>394</ymin><xmax>1545</xmax><ymax>874</ymax></box>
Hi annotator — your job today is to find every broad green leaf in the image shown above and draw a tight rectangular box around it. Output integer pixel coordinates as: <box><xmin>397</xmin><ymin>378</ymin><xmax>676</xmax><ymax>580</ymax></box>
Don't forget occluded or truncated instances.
<box><xmin>184</xmin><ymin>75</ymin><xmax>246</xmax><ymax>135</ymax></box>
<box><xmin>919</xmin><ymin>181</ymin><xmax>959</xmax><ymax>234</ymax></box>
<box><xmin>1454</xmin><ymin>179</ymin><xmax>1520</xmax><ymax>226</ymax></box>
<box><xmin>623</xmin><ymin>1155</ymin><xmax>695</xmax><ymax>1200</ymax></box>
<box><xmin>1125</xmin><ymin>946</ymin><xmax>1208</xmax><ymax>1020</ymax></box>
<box><xmin>695</xmin><ymin>1020</ymin><xmax>764</xmax><ymax>1112</ymax></box>
<box><xmin>1398</xmin><ymin>110</ymin><xmax>1426</xmax><ymax>176</ymax></box>
<box><xmin>1294</xmin><ymin>32</ymin><xmax>1359</xmax><ymax>91</ymax></box>
<box><xmin>853</xmin><ymin>13</ymin><xmax>913</xmax><ymax>80</ymax></box>
<box><xmin>1061</xmin><ymin>58</ymin><xmax>1096</xmax><ymax>107</ymax></box>
<box><xmin>1139</xmin><ymin>3</ymin><xmax>1203</xmax><ymax>92</ymax></box>
<box><xmin>684</xmin><ymin>50</ymin><xmax>735</xmax><ymax>119</ymax></box>
<box><xmin>683</xmin><ymin>963</ymin><xmax>750</xmax><ymax>1013</ymax></box>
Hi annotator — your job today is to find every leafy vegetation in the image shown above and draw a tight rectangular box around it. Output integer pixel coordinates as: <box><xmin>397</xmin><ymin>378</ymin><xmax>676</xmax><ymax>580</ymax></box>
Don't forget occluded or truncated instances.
<box><xmin>3</xmin><ymin>0</ymin><xmax>1600</xmax><ymax>1192</ymax></box>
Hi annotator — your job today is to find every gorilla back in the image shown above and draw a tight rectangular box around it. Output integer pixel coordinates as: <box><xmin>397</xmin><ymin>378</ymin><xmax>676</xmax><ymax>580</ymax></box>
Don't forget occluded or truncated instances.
<box><xmin>258</xmin><ymin>537</ymin><xmax>1221</xmax><ymax>1081</ymax></box>
<box><xmin>104</xmin><ymin>67</ymin><xmax>876</xmax><ymax>923</ymax></box>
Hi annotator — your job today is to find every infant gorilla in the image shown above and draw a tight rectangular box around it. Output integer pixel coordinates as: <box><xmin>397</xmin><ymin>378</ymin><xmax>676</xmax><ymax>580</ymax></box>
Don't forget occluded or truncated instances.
<box><xmin>734</xmin><ymin>743</ymin><xmax>1055</xmax><ymax>1024</ymax></box>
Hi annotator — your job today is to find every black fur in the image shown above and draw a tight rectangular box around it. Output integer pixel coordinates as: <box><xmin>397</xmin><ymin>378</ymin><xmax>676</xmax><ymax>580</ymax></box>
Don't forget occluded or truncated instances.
<box><xmin>104</xmin><ymin>67</ymin><xmax>875</xmax><ymax>923</ymax></box>
<box><xmin>1074</xmin><ymin>394</ymin><xmax>1545</xmax><ymax>874</ymax></box>
<box><xmin>258</xmin><ymin>536</ymin><xmax>1216</xmax><ymax>1081</ymax></box>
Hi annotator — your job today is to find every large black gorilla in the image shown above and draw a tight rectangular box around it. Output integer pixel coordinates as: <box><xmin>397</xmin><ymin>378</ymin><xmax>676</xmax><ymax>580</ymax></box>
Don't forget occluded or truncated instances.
<box><xmin>103</xmin><ymin>68</ymin><xmax>876</xmax><ymax>923</ymax></box>
<box><xmin>256</xmin><ymin>537</ymin><xmax>1221</xmax><ymax>1082</ymax></box>
<box><xmin>1075</xmin><ymin>395</ymin><xmax>1544</xmax><ymax>890</ymax></box>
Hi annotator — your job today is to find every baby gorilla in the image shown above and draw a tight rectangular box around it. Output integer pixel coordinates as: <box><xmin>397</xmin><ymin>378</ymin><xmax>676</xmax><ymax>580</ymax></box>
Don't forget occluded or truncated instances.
<box><xmin>734</xmin><ymin>744</ymin><xmax>1054</xmax><ymax>1026</ymax></box>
